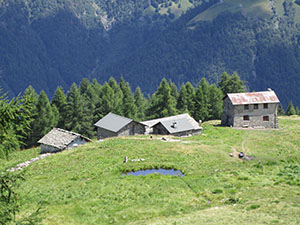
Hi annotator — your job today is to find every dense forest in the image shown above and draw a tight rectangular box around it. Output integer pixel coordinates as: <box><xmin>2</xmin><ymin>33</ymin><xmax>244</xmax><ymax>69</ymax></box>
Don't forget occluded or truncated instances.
<box><xmin>1</xmin><ymin>0</ymin><xmax>300</xmax><ymax>108</ymax></box>
<box><xmin>1</xmin><ymin>73</ymin><xmax>297</xmax><ymax>160</ymax></box>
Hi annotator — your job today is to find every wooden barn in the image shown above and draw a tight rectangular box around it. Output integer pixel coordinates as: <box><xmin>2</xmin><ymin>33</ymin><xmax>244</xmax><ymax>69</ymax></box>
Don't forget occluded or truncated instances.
<box><xmin>94</xmin><ymin>112</ymin><xmax>146</xmax><ymax>140</ymax></box>
<box><xmin>38</xmin><ymin>128</ymin><xmax>92</xmax><ymax>153</ymax></box>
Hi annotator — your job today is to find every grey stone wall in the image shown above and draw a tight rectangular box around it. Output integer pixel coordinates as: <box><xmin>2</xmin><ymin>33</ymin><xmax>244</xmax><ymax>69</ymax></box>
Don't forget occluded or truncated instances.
<box><xmin>97</xmin><ymin>121</ymin><xmax>145</xmax><ymax>140</ymax></box>
<box><xmin>40</xmin><ymin>144</ymin><xmax>60</xmax><ymax>153</ymax></box>
<box><xmin>233</xmin><ymin>103</ymin><xmax>278</xmax><ymax>128</ymax></box>
<box><xmin>221</xmin><ymin>97</ymin><xmax>234</xmax><ymax>126</ymax></box>
<box><xmin>97</xmin><ymin>127</ymin><xmax>118</xmax><ymax>139</ymax></box>
<box><xmin>153</xmin><ymin>123</ymin><xmax>169</xmax><ymax>135</ymax></box>
<box><xmin>153</xmin><ymin>123</ymin><xmax>202</xmax><ymax>137</ymax></box>
<box><xmin>117</xmin><ymin>121</ymin><xmax>146</xmax><ymax>136</ymax></box>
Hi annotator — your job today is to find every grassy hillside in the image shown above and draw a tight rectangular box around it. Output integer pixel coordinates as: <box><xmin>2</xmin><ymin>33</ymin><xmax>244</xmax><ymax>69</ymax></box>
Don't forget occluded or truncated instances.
<box><xmin>2</xmin><ymin>116</ymin><xmax>300</xmax><ymax>224</ymax></box>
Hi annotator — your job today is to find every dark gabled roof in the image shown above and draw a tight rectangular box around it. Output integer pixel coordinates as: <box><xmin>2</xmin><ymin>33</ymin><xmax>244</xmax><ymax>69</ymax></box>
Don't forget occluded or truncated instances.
<box><xmin>157</xmin><ymin>118</ymin><xmax>198</xmax><ymax>134</ymax></box>
<box><xmin>94</xmin><ymin>112</ymin><xmax>143</xmax><ymax>132</ymax></box>
<box><xmin>226</xmin><ymin>90</ymin><xmax>280</xmax><ymax>105</ymax></box>
<box><xmin>142</xmin><ymin>113</ymin><xmax>201</xmax><ymax>130</ymax></box>
<box><xmin>38</xmin><ymin>128</ymin><xmax>91</xmax><ymax>149</ymax></box>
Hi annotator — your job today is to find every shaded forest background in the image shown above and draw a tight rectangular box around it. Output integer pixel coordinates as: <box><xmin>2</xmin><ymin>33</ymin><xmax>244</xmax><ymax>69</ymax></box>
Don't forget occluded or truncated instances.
<box><xmin>1</xmin><ymin>0</ymin><xmax>300</xmax><ymax>107</ymax></box>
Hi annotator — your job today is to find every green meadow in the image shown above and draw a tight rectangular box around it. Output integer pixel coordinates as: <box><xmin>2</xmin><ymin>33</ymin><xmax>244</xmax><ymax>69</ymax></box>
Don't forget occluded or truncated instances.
<box><xmin>2</xmin><ymin>116</ymin><xmax>300</xmax><ymax>224</ymax></box>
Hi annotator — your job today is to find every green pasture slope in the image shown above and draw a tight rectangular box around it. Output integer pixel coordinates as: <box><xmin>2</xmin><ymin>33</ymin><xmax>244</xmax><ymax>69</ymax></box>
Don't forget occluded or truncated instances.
<box><xmin>2</xmin><ymin>117</ymin><xmax>300</xmax><ymax>224</ymax></box>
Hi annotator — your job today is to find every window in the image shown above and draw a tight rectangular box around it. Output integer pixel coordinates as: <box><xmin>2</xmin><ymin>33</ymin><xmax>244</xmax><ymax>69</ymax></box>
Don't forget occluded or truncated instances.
<box><xmin>263</xmin><ymin>103</ymin><xmax>268</xmax><ymax>109</ymax></box>
<box><xmin>263</xmin><ymin>116</ymin><xmax>269</xmax><ymax>121</ymax></box>
<box><xmin>244</xmin><ymin>104</ymin><xmax>249</xmax><ymax>110</ymax></box>
<box><xmin>254</xmin><ymin>104</ymin><xmax>259</xmax><ymax>109</ymax></box>
<box><xmin>243</xmin><ymin>115</ymin><xmax>249</xmax><ymax>121</ymax></box>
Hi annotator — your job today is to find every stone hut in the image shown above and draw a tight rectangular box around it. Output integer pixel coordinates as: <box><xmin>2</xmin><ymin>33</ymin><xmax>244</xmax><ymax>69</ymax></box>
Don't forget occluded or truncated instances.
<box><xmin>142</xmin><ymin>113</ymin><xmax>202</xmax><ymax>137</ymax></box>
<box><xmin>221</xmin><ymin>89</ymin><xmax>280</xmax><ymax>128</ymax></box>
<box><xmin>94</xmin><ymin>112</ymin><xmax>146</xmax><ymax>140</ymax></box>
<box><xmin>38</xmin><ymin>128</ymin><xmax>92</xmax><ymax>153</ymax></box>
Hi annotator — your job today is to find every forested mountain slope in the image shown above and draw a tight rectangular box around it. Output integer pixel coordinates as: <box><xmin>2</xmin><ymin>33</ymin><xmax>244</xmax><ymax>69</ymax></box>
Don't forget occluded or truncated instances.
<box><xmin>0</xmin><ymin>0</ymin><xmax>300</xmax><ymax>107</ymax></box>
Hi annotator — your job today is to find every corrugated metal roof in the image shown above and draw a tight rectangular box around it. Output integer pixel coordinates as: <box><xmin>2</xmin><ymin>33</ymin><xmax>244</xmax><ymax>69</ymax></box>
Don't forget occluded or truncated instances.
<box><xmin>227</xmin><ymin>90</ymin><xmax>280</xmax><ymax>105</ymax></box>
<box><xmin>94</xmin><ymin>112</ymin><xmax>134</xmax><ymax>132</ymax></box>
<box><xmin>38</xmin><ymin>128</ymin><xmax>91</xmax><ymax>149</ymax></box>
<box><xmin>142</xmin><ymin>113</ymin><xmax>201</xmax><ymax>129</ymax></box>
<box><xmin>158</xmin><ymin>118</ymin><xmax>198</xmax><ymax>134</ymax></box>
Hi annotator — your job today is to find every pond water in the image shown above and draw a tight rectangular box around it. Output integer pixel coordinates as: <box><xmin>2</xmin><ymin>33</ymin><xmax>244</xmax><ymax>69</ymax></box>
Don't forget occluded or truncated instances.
<box><xmin>123</xmin><ymin>169</ymin><xmax>184</xmax><ymax>177</ymax></box>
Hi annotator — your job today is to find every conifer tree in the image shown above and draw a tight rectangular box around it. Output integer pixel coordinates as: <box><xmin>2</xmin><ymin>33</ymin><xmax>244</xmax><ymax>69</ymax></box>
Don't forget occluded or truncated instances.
<box><xmin>66</xmin><ymin>83</ymin><xmax>94</xmax><ymax>137</ymax></box>
<box><xmin>169</xmin><ymin>80</ymin><xmax>179</xmax><ymax>100</ymax></box>
<box><xmin>185</xmin><ymin>82</ymin><xmax>196</xmax><ymax>114</ymax></box>
<box><xmin>29</xmin><ymin>91</ymin><xmax>56</xmax><ymax>146</ymax></box>
<box><xmin>193</xmin><ymin>81</ymin><xmax>210</xmax><ymax>122</ymax></box>
<box><xmin>286</xmin><ymin>101</ymin><xmax>296</xmax><ymax>115</ymax></box>
<box><xmin>177</xmin><ymin>83</ymin><xmax>188</xmax><ymax>113</ymax></box>
<box><xmin>218</xmin><ymin>72</ymin><xmax>245</xmax><ymax>96</ymax></box>
<box><xmin>134</xmin><ymin>87</ymin><xmax>146</xmax><ymax>121</ymax></box>
<box><xmin>277</xmin><ymin>104</ymin><xmax>285</xmax><ymax>116</ymax></box>
<box><xmin>119</xmin><ymin>78</ymin><xmax>137</xmax><ymax>119</ymax></box>
<box><xmin>79</xmin><ymin>78</ymin><xmax>90</xmax><ymax>95</ymax></box>
<box><xmin>209</xmin><ymin>84</ymin><xmax>223</xmax><ymax>120</ymax></box>
<box><xmin>51</xmin><ymin>86</ymin><xmax>67</xmax><ymax>129</ymax></box>
<box><xmin>148</xmin><ymin>78</ymin><xmax>177</xmax><ymax>118</ymax></box>
<box><xmin>21</xmin><ymin>86</ymin><xmax>38</xmax><ymax>147</ymax></box>
<box><xmin>296</xmin><ymin>106</ymin><xmax>300</xmax><ymax>116</ymax></box>
<box><xmin>108</xmin><ymin>77</ymin><xmax>123</xmax><ymax>115</ymax></box>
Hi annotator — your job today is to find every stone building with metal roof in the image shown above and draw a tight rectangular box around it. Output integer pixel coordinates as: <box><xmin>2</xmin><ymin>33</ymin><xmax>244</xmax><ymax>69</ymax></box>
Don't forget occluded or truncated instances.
<box><xmin>38</xmin><ymin>128</ymin><xmax>92</xmax><ymax>153</ymax></box>
<box><xmin>142</xmin><ymin>113</ymin><xmax>202</xmax><ymax>137</ymax></box>
<box><xmin>221</xmin><ymin>89</ymin><xmax>280</xmax><ymax>128</ymax></box>
<box><xmin>94</xmin><ymin>112</ymin><xmax>146</xmax><ymax>140</ymax></box>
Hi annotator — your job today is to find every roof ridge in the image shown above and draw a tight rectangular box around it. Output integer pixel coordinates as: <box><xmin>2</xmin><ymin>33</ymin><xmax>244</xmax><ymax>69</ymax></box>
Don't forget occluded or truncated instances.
<box><xmin>108</xmin><ymin>112</ymin><xmax>133</xmax><ymax>121</ymax></box>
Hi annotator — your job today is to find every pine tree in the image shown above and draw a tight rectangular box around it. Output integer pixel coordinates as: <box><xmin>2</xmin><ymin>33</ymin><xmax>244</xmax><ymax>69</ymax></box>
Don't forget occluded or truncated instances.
<box><xmin>99</xmin><ymin>82</ymin><xmax>114</xmax><ymax>116</ymax></box>
<box><xmin>169</xmin><ymin>80</ymin><xmax>179</xmax><ymax>100</ymax></box>
<box><xmin>79</xmin><ymin>78</ymin><xmax>90</xmax><ymax>95</ymax></box>
<box><xmin>176</xmin><ymin>83</ymin><xmax>188</xmax><ymax>113</ymax></box>
<box><xmin>296</xmin><ymin>106</ymin><xmax>300</xmax><ymax>116</ymax></box>
<box><xmin>218</xmin><ymin>72</ymin><xmax>246</xmax><ymax>96</ymax></box>
<box><xmin>185</xmin><ymin>82</ymin><xmax>195</xmax><ymax>114</ymax></box>
<box><xmin>134</xmin><ymin>87</ymin><xmax>146</xmax><ymax>121</ymax></box>
<box><xmin>51</xmin><ymin>86</ymin><xmax>67</xmax><ymax>129</ymax></box>
<box><xmin>209</xmin><ymin>84</ymin><xmax>223</xmax><ymax>120</ymax></box>
<box><xmin>119</xmin><ymin>78</ymin><xmax>137</xmax><ymax>119</ymax></box>
<box><xmin>108</xmin><ymin>77</ymin><xmax>123</xmax><ymax>115</ymax></box>
<box><xmin>148</xmin><ymin>78</ymin><xmax>177</xmax><ymax>118</ymax></box>
<box><xmin>277</xmin><ymin>104</ymin><xmax>285</xmax><ymax>116</ymax></box>
<box><xmin>66</xmin><ymin>83</ymin><xmax>94</xmax><ymax>137</ymax></box>
<box><xmin>21</xmin><ymin>86</ymin><xmax>38</xmax><ymax>147</ymax></box>
<box><xmin>30</xmin><ymin>91</ymin><xmax>56</xmax><ymax>146</ymax></box>
<box><xmin>286</xmin><ymin>101</ymin><xmax>296</xmax><ymax>115</ymax></box>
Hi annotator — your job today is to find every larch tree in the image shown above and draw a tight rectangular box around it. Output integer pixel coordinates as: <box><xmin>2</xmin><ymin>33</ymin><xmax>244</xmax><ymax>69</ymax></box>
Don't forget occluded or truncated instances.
<box><xmin>51</xmin><ymin>86</ymin><xmax>67</xmax><ymax>129</ymax></box>
<box><xmin>176</xmin><ymin>83</ymin><xmax>189</xmax><ymax>113</ymax></box>
<box><xmin>134</xmin><ymin>87</ymin><xmax>146</xmax><ymax>121</ymax></box>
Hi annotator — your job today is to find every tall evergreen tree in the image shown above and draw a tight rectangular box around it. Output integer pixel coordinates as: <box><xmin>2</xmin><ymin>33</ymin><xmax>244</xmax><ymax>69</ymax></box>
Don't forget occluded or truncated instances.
<box><xmin>108</xmin><ymin>77</ymin><xmax>123</xmax><ymax>115</ymax></box>
<box><xmin>176</xmin><ymin>83</ymin><xmax>188</xmax><ymax>113</ymax></box>
<box><xmin>286</xmin><ymin>101</ymin><xmax>296</xmax><ymax>115</ymax></box>
<box><xmin>218</xmin><ymin>72</ymin><xmax>246</xmax><ymax>96</ymax></box>
<box><xmin>51</xmin><ymin>86</ymin><xmax>67</xmax><ymax>129</ymax></box>
<box><xmin>169</xmin><ymin>80</ymin><xmax>179</xmax><ymax>100</ymax></box>
<box><xmin>185</xmin><ymin>82</ymin><xmax>196</xmax><ymax>114</ymax></box>
<box><xmin>134</xmin><ymin>87</ymin><xmax>146</xmax><ymax>121</ymax></box>
<box><xmin>193</xmin><ymin>80</ymin><xmax>210</xmax><ymax>122</ymax></box>
<box><xmin>119</xmin><ymin>78</ymin><xmax>137</xmax><ymax>119</ymax></box>
<box><xmin>277</xmin><ymin>104</ymin><xmax>285</xmax><ymax>116</ymax></box>
<box><xmin>148</xmin><ymin>78</ymin><xmax>177</xmax><ymax>118</ymax></box>
<box><xmin>29</xmin><ymin>91</ymin><xmax>56</xmax><ymax>146</ymax></box>
<box><xmin>66</xmin><ymin>83</ymin><xmax>94</xmax><ymax>137</ymax></box>
<box><xmin>209</xmin><ymin>84</ymin><xmax>223</xmax><ymax>120</ymax></box>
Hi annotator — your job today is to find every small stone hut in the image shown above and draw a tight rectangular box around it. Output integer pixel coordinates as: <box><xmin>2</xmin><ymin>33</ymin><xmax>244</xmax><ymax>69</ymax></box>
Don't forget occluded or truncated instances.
<box><xmin>94</xmin><ymin>112</ymin><xmax>146</xmax><ymax>140</ymax></box>
<box><xmin>142</xmin><ymin>113</ymin><xmax>202</xmax><ymax>137</ymax></box>
<box><xmin>38</xmin><ymin>128</ymin><xmax>92</xmax><ymax>153</ymax></box>
<box><xmin>221</xmin><ymin>89</ymin><xmax>280</xmax><ymax>128</ymax></box>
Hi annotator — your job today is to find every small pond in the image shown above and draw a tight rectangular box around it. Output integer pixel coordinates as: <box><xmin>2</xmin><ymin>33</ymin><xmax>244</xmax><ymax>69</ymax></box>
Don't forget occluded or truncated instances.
<box><xmin>123</xmin><ymin>169</ymin><xmax>184</xmax><ymax>177</ymax></box>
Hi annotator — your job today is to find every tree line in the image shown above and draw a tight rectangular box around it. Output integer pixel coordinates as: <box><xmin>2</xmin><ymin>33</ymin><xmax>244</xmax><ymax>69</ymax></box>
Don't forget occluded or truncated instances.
<box><xmin>1</xmin><ymin>71</ymin><xmax>296</xmax><ymax>158</ymax></box>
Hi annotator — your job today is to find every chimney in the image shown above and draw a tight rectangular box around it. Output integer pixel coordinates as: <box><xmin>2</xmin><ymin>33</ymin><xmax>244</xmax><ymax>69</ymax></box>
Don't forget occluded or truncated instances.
<box><xmin>268</xmin><ymin>88</ymin><xmax>272</xmax><ymax>91</ymax></box>
<box><xmin>172</xmin><ymin>121</ymin><xmax>177</xmax><ymax>128</ymax></box>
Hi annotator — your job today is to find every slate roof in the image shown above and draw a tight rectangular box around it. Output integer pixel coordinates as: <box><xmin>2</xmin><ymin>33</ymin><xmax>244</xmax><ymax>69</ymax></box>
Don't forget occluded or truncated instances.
<box><xmin>157</xmin><ymin>118</ymin><xmax>198</xmax><ymax>134</ymax></box>
<box><xmin>94</xmin><ymin>112</ymin><xmax>143</xmax><ymax>132</ymax></box>
<box><xmin>38</xmin><ymin>128</ymin><xmax>91</xmax><ymax>150</ymax></box>
<box><xmin>226</xmin><ymin>90</ymin><xmax>280</xmax><ymax>105</ymax></box>
<box><xmin>142</xmin><ymin>113</ymin><xmax>201</xmax><ymax>130</ymax></box>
